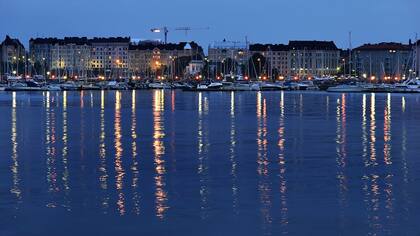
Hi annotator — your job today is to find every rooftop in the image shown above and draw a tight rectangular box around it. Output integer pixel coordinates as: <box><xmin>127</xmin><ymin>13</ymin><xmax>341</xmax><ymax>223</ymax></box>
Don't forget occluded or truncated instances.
<box><xmin>288</xmin><ymin>40</ymin><xmax>338</xmax><ymax>50</ymax></box>
<box><xmin>30</xmin><ymin>37</ymin><xmax>131</xmax><ymax>45</ymax></box>
<box><xmin>354</xmin><ymin>42</ymin><xmax>412</xmax><ymax>51</ymax></box>
<box><xmin>89</xmin><ymin>37</ymin><xmax>131</xmax><ymax>44</ymax></box>
<box><xmin>1</xmin><ymin>35</ymin><xmax>25</xmax><ymax>49</ymax></box>
<box><xmin>250</xmin><ymin>44</ymin><xmax>289</xmax><ymax>51</ymax></box>
<box><xmin>129</xmin><ymin>41</ymin><xmax>202</xmax><ymax>51</ymax></box>
<box><xmin>250</xmin><ymin>40</ymin><xmax>339</xmax><ymax>51</ymax></box>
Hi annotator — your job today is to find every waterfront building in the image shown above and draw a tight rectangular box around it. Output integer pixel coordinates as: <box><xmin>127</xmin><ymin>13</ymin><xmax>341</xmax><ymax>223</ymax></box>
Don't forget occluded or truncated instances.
<box><xmin>29</xmin><ymin>38</ymin><xmax>58</xmax><ymax>76</ymax></box>
<box><xmin>50</xmin><ymin>37</ymin><xmax>91</xmax><ymax>78</ymax></box>
<box><xmin>415</xmin><ymin>40</ymin><xmax>420</xmax><ymax>77</ymax></box>
<box><xmin>90</xmin><ymin>37</ymin><xmax>130</xmax><ymax>79</ymax></box>
<box><xmin>128</xmin><ymin>41</ymin><xmax>203</xmax><ymax>78</ymax></box>
<box><xmin>249</xmin><ymin>43</ymin><xmax>289</xmax><ymax>78</ymax></box>
<box><xmin>0</xmin><ymin>35</ymin><xmax>26</xmax><ymax>77</ymax></box>
<box><xmin>249</xmin><ymin>41</ymin><xmax>340</xmax><ymax>79</ymax></box>
<box><xmin>208</xmin><ymin>40</ymin><xmax>249</xmax><ymax>76</ymax></box>
<box><xmin>288</xmin><ymin>40</ymin><xmax>340</xmax><ymax>78</ymax></box>
<box><xmin>352</xmin><ymin>42</ymin><xmax>412</xmax><ymax>80</ymax></box>
<box><xmin>186</xmin><ymin>60</ymin><xmax>204</xmax><ymax>76</ymax></box>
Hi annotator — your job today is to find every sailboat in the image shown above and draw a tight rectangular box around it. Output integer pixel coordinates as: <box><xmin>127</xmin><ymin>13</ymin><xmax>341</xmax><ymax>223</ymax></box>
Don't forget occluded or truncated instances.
<box><xmin>392</xmin><ymin>35</ymin><xmax>420</xmax><ymax>93</ymax></box>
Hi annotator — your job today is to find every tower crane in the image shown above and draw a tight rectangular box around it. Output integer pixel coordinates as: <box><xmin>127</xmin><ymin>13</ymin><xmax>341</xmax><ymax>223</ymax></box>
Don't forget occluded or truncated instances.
<box><xmin>150</xmin><ymin>26</ymin><xmax>210</xmax><ymax>44</ymax></box>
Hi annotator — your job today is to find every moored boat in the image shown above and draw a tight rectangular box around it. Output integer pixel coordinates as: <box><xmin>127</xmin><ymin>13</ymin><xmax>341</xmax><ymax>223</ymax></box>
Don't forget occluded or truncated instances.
<box><xmin>61</xmin><ymin>81</ymin><xmax>81</xmax><ymax>91</ymax></box>
<box><xmin>6</xmin><ymin>81</ymin><xmax>43</xmax><ymax>91</ymax></box>
<box><xmin>148</xmin><ymin>82</ymin><xmax>171</xmax><ymax>89</ymax></box>
<box><xmin>327</xmin><ymin>84</ymin><xmax>364</xmax><ymax>93</ymax></box>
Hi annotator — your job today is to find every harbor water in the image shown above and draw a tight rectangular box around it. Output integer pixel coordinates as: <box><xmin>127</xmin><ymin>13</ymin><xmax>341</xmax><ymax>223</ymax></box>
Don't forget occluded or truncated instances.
<box><xmin>1</xmin><ymin>90</ymin><xmax>420</xmax><ymax>235</ymax></box>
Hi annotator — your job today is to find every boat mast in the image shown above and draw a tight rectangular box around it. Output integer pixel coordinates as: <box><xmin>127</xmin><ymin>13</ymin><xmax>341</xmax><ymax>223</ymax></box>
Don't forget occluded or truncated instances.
<box><xmin>349</xmin><ymin>31</ymin><xmax>352</xmax><ymax>78</ymax></box>
<box><xmin>415</xmin><ymin>33</ymin><xmax>418</xmax><ymax>78</ymax></box>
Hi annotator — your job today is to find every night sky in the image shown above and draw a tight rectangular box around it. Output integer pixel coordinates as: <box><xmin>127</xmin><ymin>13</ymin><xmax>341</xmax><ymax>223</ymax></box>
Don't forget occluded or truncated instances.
<box><xmin>1</xmin><ymin>0</ymin><xmax>419</xmax><ymax>49</ymax></box>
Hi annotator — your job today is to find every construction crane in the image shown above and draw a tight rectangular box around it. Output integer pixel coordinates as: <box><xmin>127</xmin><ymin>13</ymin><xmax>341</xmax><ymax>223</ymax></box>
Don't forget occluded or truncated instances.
<box><xmin>150</xmin><ymin>26</ymin><xmax>210</xmax><ymax>44</ymax></box>
<box><xmin>174</xmin><ymin>27</ymin><xmax>210</xmax><ymax>36</ymax></box>
<box><xmin>150</xmin><ymin>27</ymin><xmax>169</xmax><ymax>44</ymax></box>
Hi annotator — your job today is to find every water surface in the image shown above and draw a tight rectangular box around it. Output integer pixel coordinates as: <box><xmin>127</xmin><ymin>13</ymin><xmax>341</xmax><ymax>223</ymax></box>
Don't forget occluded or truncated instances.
<box><xmin>1</xmin><ymin>90</ymin><xmax>420</xmax><ymax>235</ymax></box>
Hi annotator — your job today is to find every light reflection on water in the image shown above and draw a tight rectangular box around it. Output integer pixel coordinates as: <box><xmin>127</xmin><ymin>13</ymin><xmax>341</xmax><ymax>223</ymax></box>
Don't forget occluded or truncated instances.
<box><xmin>114</xmin><ymin>91</ymin><xmax>125</xmax><ymax>215</ymax></box>
<box><xmin>62</xmin><ymin>91</ymin><xmax>70</xmax><ymax>210</ymax></box>
<box><xmin>131</xmin><ymin>90</ymin><xmax>140</xmax><ymax>215</ymax></box>
<box><xmin>99</xmin><ymin>90</ymin><xmax>109</xmax><ymax>211</ymax></box>
<box><xmin>336</xmin><ymin>93</ymin><xmax>348</xmax><ymax>229</ymax></box>
<box><xmin>278</xmin><ymin>91</ymin><xmax>288</xmax><ymax>234</ymax></box>
<box><xmin>45</xmin><ymin>91</ymin><xmax>59</xmax><ymax>206</ymax></box>
<box><xmin>153</xmin><ymin>90</ymin><xmax>168</xmax><ymax>219</ymax></box>
<box><xmin>256</xmin><ymin>91</ymin><xmax>272</xmax><ymax>234</ymax></box>
<box><xmin>1</xmin><ymin>91</ymin><xmax>420</xmax><ymax>235</ymax></box>
<box><xmin>10</xmin><ymin>92</ymin><xmax>21</xmax><ymax>202</ymax></box>
<box><xmin>230</xmin><ymin>91</ymin><xmax>238</xmax><ymax>215</ymax></box>
<box><xmin>197</xmin><ymin>92</ymin><xmax>210</xmax><ymax>219</ymax></box>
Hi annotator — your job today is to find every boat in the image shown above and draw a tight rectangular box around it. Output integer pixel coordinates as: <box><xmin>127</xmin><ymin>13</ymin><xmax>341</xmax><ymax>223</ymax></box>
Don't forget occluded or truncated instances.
<box><xmin>43</xmin><ymin>84</ymin><xmax>62</xmax><ymax>91</ymax></box>
<box><xmin>194</xmin><ymin>82</ymin><xmax>224</xmax><ymax>91</ymax></box>
<box><xmin>362</xmin><ymin>83</ymin><xmax>393</xmax><ymax>93</ymax></box>
<box><xmin>6</xmin><ymin>75</ymin><xmax>23</xmax><ymax>81</ymax></box>
<box><xmin>299</xmin><ymin>81</ymin><xmax>318</xmax><ymax>90</ymax></box>
<box><xmin>232</xmin><ymin>83</ymin><xmax>253</xmax><ymax>91</ymax></box>
<box><xmin>61</xmin><ymin>81</ymin><xmax>81</xmax><ymax>91</ymax></box>
<box><xmin>148</xmin><ymin>82</ymin><xmax>171</xmax><ymax>89</ymax></box>
<box><xmin>327</xmin><ymin>84</ymin><xmax>364</xmax><ymax>92</ymax></box>
<box><xmin>259</xmin><ymin>82</ymin><xmax>283</xmax><ymax>91</ymax></box>
<box><xmin>392</xmin><ymin>78</ymin><xmax>420</xmax><ymax>93</ymax></box>
<box><xmin>208</xmin><ymin>82</ymin><xmax>223</xmax><ymax>90</ymax></box>
<box><xmin>172</xmin><ymin>82</ymin><xmax>191</xmax><ymax>89</ymax></box>
<box><xmin>106</xmin><ymin>81</ymin><xmax>129</xmax><ymax>90</ymax></box>
<box><xmin>6</xmin><ymin>81</ymin><xmax>43</xmax><ymax>91</ymax></box>
<box><xmin>196</xmin><ymin>84</ymin><xmax>209</xmax><ymax>91</ymax></box>
<box><xmin>82</xmin><ymin>83</ymin><xmax>101</xmax><ymax>90</ymax></box>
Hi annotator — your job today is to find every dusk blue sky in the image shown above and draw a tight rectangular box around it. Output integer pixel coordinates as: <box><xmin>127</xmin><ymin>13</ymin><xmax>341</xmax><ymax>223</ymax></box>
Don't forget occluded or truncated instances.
<box><xmin>1</xmin><ymin>0</ymin><xmax>419</xmax><ymax>49</ymax></box>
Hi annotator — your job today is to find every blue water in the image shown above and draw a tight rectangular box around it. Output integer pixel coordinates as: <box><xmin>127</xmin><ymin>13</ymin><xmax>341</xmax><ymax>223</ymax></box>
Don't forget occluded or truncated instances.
<box><xmin>1</xmin><ymin>90</ymin><xmax>420</xmax><ymax>235</ymax></box>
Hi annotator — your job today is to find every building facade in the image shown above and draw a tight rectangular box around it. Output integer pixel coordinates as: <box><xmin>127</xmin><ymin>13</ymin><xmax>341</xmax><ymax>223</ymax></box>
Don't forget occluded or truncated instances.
<box><xmin>249</xmin><ymin>44</ymin><xmax>289</xmax><ymax>77</ymax></box>
<box><xmin>353</xmin><ymin>42</ymin><xmax>412</xmax><ymax>80</ymax></box>
<box><xmin>249</xmin><ymin>41</ymin><xmax>340</xmax><ymax>78</ymax></box>
<box><xmin>29</xmin><ymin>38</ymin><xmax>58</xmax><ymax>75</ymax></box>
<box><xmin>288</xmin><ymin>41</ymin><xmax>340</xmax><ymax>78</ymax></box>
<box><xmin>208</xmin><ymin>40</ymin><xmax>249</xmax><ymax>64</ymax></box>
<box><xmin>90</xmin><ymin>37</ymin><xmax>130</xmax><ymax>78</ymax></box>
<box><xmin>1</xmin><ymin>35</ymin><xmax>26</xmax><ymax>76</ymax></box>
<box><xmin>128</xmin><ymin>41</ymin><xmax>203</xmax><ymax>77</ymax></box>
<box><xmin>416</xmin><ymin>40</ymin><xmax>420</xmax><ymax>77</ymax></box>
<box><xmin>50</xmin><ymin>37</ymin><xmax>91</xmax><ymax>77</ymax></box>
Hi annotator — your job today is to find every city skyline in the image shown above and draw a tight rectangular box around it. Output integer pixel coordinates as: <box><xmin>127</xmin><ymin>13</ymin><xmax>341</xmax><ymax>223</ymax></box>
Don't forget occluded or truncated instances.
<box><xmin>1</xmin><ymin>0</ymin><xmax>419</xmax><ymax>49</ymax></box>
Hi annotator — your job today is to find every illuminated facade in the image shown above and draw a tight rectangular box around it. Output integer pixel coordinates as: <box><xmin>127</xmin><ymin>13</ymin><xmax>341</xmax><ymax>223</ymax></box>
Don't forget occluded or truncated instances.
<box><xmin>250</xmin><ymin>44</ymin><xmax>289</xmax><ymax>76</ymax></box>
<box><xmin>29</xmin><ymin>38</ymin><xmax>57</xmax><ymax>73</ymax></box>
<box><xmin>353</xmin><ymin>42</ymin><xmax>412</xmax><ymax>79</ymax></box>
<box><xmin>416</xmin><ymin>40</ymin><xmax>420</xmax><ymax>76</ymax></box>
<box><xmin>208</xmin><ymin>40</ymin><xmax>249</xmax><ymax>64</ymax></box>
<box><xmin>90</xmin><ymin>37</ymin><xmax>130</xmax><ymax>72</ymax></box>
<box><xmin>50</xmin><ymin>37</ymin><xmax>91</xmax><ymax>75</ymax></box>
<box><xmin>128</xmin><ymin>41</ymin><xmax>202</xmax><ymax>76</ymax></box>
<box><xmin>250</xmin><ymin>41</ymin><xmax>340</xmax><ymax>78</ymax></box>
<box><xmin>288</xmin><ymin>41</ymin><xmax>340</xmax><ymax>77</ymax></box>
<box><xmin>0</xmin><ymin>35</ymin><xmax>25</xmax><ymax>76</ymax></box>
